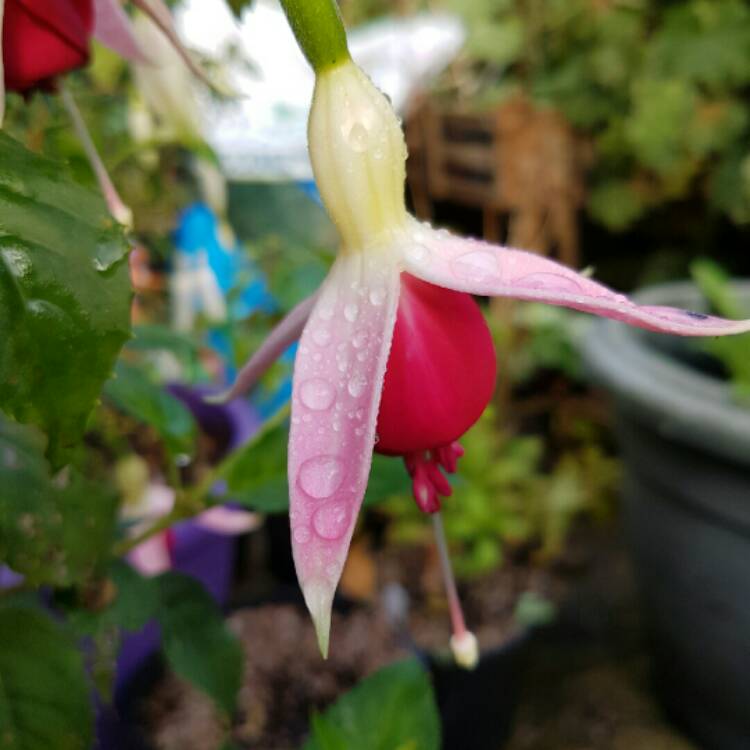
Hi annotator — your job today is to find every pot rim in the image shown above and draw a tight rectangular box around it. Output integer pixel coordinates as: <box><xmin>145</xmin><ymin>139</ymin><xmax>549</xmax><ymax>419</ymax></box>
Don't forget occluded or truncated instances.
<box><xmin>582</xmin><ymin>280</ymin><xmax>750</xmax><ymax>467</ymax></box>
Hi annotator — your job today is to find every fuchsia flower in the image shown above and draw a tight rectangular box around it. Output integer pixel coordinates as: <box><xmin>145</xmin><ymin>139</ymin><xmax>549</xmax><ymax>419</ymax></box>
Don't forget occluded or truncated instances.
<box><xmin>220</xmin><ymin>58</ymin><xmax>750</xmax><ymax>657</ymax></box>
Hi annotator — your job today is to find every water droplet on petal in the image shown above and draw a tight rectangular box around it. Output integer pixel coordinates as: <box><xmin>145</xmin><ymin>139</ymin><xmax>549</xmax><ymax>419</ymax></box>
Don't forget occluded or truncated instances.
<box><xmin>368</xmin><ymin>287</ymin><xmax>386</xmax><ymax>306</ymax></box>
<box><xmin>344</xmin><ymin>303</ymin><xmax>359</xmax><ymax>322</ymax></box>
<box><xmin>313</xmin><ymin>501</ymin><xmax>350</xmax><ymax>540</ymax></box>
<box><xmin>347</xmin><ymin>374</ymin><xmax>367</xmax><ymax>397</ymax></box>
<box><xmin>298</xmin><ymin>456</ymin><xmax>346</xmax><ymax>499</ymax></box>
<box><xmin>451</xmin><ymin>250</ymin><xmax>499</xmax><ymax>283</ymax></box>
<box><xmin>352</xmin><ymin>330</ymin><xmax>368</xmax><ymax>349</ymax></box>
<box><xmin>312</xmin><ymin>327</ymin><xmax>332</xmax><ymax>347</ymax></box>
<box><xmin>337</xmin><ymin>353</ymin><xmax>350</xmax><ymax>373</ymax></box>
<box><xmin>318</xmin><ymin>301</ymin><xmax>335</xmax><ymax>320</ymax></box>
<box><xmin>346</xmin><ymin>122</ymin><xmax>370</xmax><ymax>153</ymax></box>
<box><xmin>300</xmin><ymin>378</ymin><xmax>336</xmax><ymax>411</ymax></box>
<box><xmin>514</xmin><ymin>272</ymin><xmax>582</xmax><ymax>293</ymax></box>
<box><xmin>406</xmin><ymin>243</ymin><xmax>427</xmax><ymax>263</ymax></box>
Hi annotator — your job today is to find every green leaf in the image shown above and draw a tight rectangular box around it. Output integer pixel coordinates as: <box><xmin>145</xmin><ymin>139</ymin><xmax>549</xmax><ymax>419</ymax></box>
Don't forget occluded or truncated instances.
<box><xmin>103</xmin><ymin>361</ymin><xmax>197</xmax><ymax>457</ymax></box>
<box><xmin>625</xmin><ymin>78</ymin><xmax>697</xmax><ymax>176</ymax></box>
<box><xmin>0</xmin><ymin>131</ymin><xmax>131</xmax><ymax>463</ymax></box>
<box><xmin>587</xmin><ymin>179</ymin><xmax>648</xmax><ymax>231</ymax></box>
<box><xmin>0</xmin><ymin>604</ymin><xmax>93</xmax><ymax>750</ymax></box>
<box><xmin>303</xmin><ymin>659</ymin><xmax>440</xmax><ymax>750</ymax></box>
<box><xmin>364</xmin><ymin>454</ymin><xmax>410</xmax><ymax>506</ymax></box>
<box><xmin>0</xmin><ymin>416</ymin><xmax>117</xmax><ymax>587</ymax></box>
<box><xmin>108</xmin><ymin>560</ymin><xmax>161</xmax><ymax>632</ymax></box>
<box><xmin>218</xmin><ymin>410</ymin><xmax>289</xmax><ymax>513</ymax></box>
<box><xmin>647</xmin><ymin>0</ymin><xmax>750</xmax><ymax>90</ymax></box>
<box><xmin>156</xmin><ymin>572</ymin><xmax>242</xmax><ymax>716</ymax></box>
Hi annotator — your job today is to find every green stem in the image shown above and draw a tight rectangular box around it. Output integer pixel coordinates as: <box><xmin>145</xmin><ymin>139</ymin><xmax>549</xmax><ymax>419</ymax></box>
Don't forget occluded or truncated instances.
<box><xmin>278</xmin><ymin>0</ymin><xmax>350</xmax><ymax>73</ymax></box>
<box><xmin>113</xmin><ymin>507</ymin><xmax>184</xmax><ymax>557</ymax></box>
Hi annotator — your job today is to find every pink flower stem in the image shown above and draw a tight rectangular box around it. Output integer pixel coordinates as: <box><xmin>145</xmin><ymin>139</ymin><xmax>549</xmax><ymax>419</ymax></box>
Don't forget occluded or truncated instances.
<box><xmin>59</xmin><ymin>85</ymin><xmax>133</xmax><ymax>227</ymax></box>
<box><xmin>431</xmin><ymin>511</ymin><xmax>467</xmax><ymax>639</ymax></box>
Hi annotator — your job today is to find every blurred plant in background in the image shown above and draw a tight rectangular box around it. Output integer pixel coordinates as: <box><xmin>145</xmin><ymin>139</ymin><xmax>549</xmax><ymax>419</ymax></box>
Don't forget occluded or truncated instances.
<box><xmin>434</xmin><ymin>0</ymin><xmax>750</xmax><ymax>232</ymax></box>
<box><xmin>692</xmin><ymin>258</ymin><xmax>750</xmax><ymax>402</ymax></box>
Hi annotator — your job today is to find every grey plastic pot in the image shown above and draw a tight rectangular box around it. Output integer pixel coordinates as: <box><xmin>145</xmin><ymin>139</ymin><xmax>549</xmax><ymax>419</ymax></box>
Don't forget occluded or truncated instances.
<box><xmin>582</xmin><ymin>282</ymin><xmax>750</xmax><ymax>750</ymax></box>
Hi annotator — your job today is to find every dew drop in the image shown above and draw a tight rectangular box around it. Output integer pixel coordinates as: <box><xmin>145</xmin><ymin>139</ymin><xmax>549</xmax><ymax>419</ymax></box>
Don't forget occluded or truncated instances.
<box><xmin>313</xmin><ymin>502</ymin><xmax>350</xmax><ymax>540</ymax></box>
<box><xmin>406</xmin><ymin>243</ymin><xmax>428</xmax><ymax>263</ymax></box>
<box><xmin>451</xmin><ymin>250</ymin><xmax>499</xmax><ymax>283</ymax></box>
<box><xmin>368</xmin><ymin>287</ymin><xmax>386</xmax><ymax>306</ymax></box>
<box><xmin>312</xmin><ymin>327</ymin><xmax>332</xmax><ymax>347</ymax></box>
<box><xmin>346</xmin><ymin>122</ymin><xmax>370</xmax><ymax>153</ymax></box>
<box><xmin>352</xmin><ymin>330</ymin><xmax>369</xmax><ymax>349</ymax></box>
<box><xmin>356</xmin><ymin>351</ymin><xmax>368</xmax><ymax>362</ymax></box>
<box><xmin>344</xmin><ymin>303</ymin><xmax>359</xmax><ymax>322</ymax></box>
<box><xmin>318</xmin><ymin>301</ymin><xmax>335</xmax><ymax>321</ymax></box>
<box><xmin>514</xmin><ymin>272</ymin><xmax>582</xmax><ymax>293</ymax></box>
<box><xmin>347</xmin><ymin>374</ymin><xmax>367</xmax><ymax>398</ymax></box>
<box><xmin>298</xmin><ymin>456</ymin><xmax>346</xmax><ymax>499</ymax></box>
<box><xmin>300</xmin><ymin>378</ymin><xmax>336</xmax><ymax>411</ymax></box>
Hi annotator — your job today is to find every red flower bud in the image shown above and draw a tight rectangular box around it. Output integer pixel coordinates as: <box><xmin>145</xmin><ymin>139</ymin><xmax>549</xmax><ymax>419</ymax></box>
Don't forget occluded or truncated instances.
<box><xmin>376</xmin><ymin>273</ymin><xmax>497</xmax><ymax>456</ymax></box>
<box><xmin>3</xmin><ymin>0</ymin><xmax>94</xmax><ymax>93</ymax></box>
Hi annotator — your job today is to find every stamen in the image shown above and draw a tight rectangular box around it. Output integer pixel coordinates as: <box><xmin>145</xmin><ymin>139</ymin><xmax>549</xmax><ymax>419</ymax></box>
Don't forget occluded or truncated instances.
<box><xmin>431</xmin><ymin>511</ymin><xmax>478</xmax><ymax>669</ymax></box>
<box><xmin>207</xmin><ymin>292</ymin><xmax>317</xmax><ymax>404</ymax></box>
<box><xmin>60</xmin><ymin>86</ymin><xmax>133</xmax><ymax>228</ymax></box>
<box><xmin>403</xmin><ymin>441</ymin><xmax>464</xmax><ymax>513</ymax></box>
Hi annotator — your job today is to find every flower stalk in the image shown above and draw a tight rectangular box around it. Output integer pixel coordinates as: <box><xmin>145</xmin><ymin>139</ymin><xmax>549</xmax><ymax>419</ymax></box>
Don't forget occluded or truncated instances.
<box><xmin>278</xmin><ymin>0</ymin><xmax>350</xmax><ymax>73</ymax></box>
<box><xmin>60</xmin><ymin>85</ymin><xmax>133</xmax><ymax>228</ymax></box>
<box><xmin>432</xmin><ymin>512</ymin><xmax>479</xmax><ymax>669</ymax></box>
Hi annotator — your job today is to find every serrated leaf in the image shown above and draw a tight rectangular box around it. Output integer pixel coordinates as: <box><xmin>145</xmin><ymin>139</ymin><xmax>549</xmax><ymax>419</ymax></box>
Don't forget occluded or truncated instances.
<box><xmin>303</xmin><ymin>659</ymin><xmax>440</xmax><ymax>750</ymax></box>
<box><xmin>0</xmin><ymin>416</ymin><xmax>118</xmax><ymax>587</ymax></box>
<box><xmin>0</xmin><ymin>131</ymin><xmax>131</xmax><ymax>463</ymax></box>
<box><xmin>156</xmin><ymin>572</ymin><xmax>242</xmax><ymax>716</ymax></box>
<box><xmin>0</xmin><ymin>604</ymin><xmax>93</xmax><ymax>750</ymax></box>
<box><xmin>103</xmin><ymin>361</ymin><xmax>197</xmax><ymax>457</ymax></box>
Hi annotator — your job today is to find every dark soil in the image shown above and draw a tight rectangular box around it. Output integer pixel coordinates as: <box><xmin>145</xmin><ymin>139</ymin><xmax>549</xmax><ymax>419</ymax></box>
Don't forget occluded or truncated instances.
<box><xmin>140</xmin><ymin>524</ymin><xmax>698</xmax><ymax>750</ymax></box>
<box><xmin>141</xmin><ymin>604</ymin><xmax>408</xmax><ymax>749</ymax></box>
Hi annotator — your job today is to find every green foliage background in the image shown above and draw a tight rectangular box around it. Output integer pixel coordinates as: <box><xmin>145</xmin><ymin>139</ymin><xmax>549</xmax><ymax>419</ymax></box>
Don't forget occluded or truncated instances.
<box><xmin>349</xmin><ymin>0</ymin><xmax>750</xmax><ymax>232</ymax></box>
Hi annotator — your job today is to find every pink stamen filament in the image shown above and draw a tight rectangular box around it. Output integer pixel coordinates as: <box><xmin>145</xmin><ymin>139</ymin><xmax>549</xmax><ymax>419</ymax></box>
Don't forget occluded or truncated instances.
<box><xmin>208</xmin><ymin>292</ymin><xmax>317</xmax><ymax>404</ymax></box>
<box><xmin>60</xmin><ymin>85</ymin><xmax>133</xmax><ymax>228</ymax></box>
<box><xmin>431</xmin><ymin>510</ymin><xmax>467</xmax><ymax>640</ymax></box>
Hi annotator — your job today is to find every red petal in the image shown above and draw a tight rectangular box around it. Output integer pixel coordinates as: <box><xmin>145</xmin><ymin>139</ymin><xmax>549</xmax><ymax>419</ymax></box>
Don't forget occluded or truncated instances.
<box><xmin>4</xmin><ymin>0</ymin><xmax>93</xmax><ymax>92</ymax></box>
<box><xmin>376</xmin><ymin>274</ymin><xmax>496</xmax><ymax>455</ymax></box>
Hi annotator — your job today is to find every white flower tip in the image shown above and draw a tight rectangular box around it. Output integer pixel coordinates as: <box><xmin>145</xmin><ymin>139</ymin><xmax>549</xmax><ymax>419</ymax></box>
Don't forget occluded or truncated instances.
<box><xmin>450</xmin><ymin>630</ymin><xmax>479</xmax><ymax>670</ymax></box>
<box><xmin>303</xmin><ymin>580</ymin><xmax>333</xmax><ymax>659</ymax></box>
<box><xmin>113</xmin><ymin>202</ymin><xmax>134</xmax><ymax>230</ymax></box>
